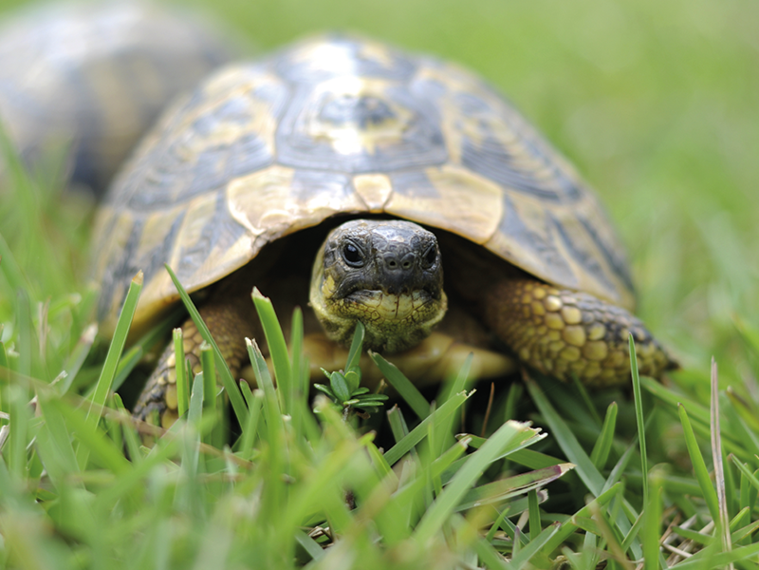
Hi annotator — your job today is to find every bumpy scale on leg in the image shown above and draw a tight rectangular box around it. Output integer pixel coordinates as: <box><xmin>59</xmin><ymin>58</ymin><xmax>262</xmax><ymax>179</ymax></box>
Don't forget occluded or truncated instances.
<box><xmin>132</xmin><ymin>301</ymin><xmax>254</xmax><ymax>427</ymax></box>
<box><xmin>483</xmin><ymin>279</ymin><xmax>676</xmax><ymax>387</ymax></box>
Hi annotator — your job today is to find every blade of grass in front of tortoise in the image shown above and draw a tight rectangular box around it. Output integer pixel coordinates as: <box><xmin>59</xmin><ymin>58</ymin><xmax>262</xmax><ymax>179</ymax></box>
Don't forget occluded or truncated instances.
<box><xmin>589</xmin><ymin>401</ymin><xmax>618</xmax><ymax>470</ymax></box>
<box><xmin>370</xmin><ymin>352</ymin><xmax>430</xmax><ymax>420</ymax></box>
<box><xmin>164</xmin><ymin>264</ymin><xmax>247</xmax><ymax>428</ymax></box>
<box><xmin>679</xmin><ymin>403</ymin><xmax>720</xmax><ymax>523</ymax></box>
<box><xmin>252</xmin><ymin>288</ymin><xmax>292</xmax><ymax>415</ymax></box>
<box><xmin>413</xmin><ymin>419</ymin><xmax>533</xmax><ymax>543</ymax></box>
<box><xmin>86</xmin><ymin>271</ymin><xmax>142</xmax><ymax>426</ymax></box>
<box><xmin>173</xmin><ymin>328</ymin><xmax>189</xmax><ymax>418</ymax></box>
<box><xmin>384</xmin><ymin>390</ymin><xmax>471</xmax><ymax>466</ymax></box>
<box><xmin>628</xmin><ymin>334</ymin><xmax>649</xmax><ymax>506</ymax></box>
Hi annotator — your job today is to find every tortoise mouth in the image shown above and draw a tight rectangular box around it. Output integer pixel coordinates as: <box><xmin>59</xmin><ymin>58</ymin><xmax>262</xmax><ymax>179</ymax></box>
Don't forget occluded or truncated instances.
<box><xmin>342</xmin><ymin>288</ymin><xmax>438</xmax><ymax>321</ymax></box>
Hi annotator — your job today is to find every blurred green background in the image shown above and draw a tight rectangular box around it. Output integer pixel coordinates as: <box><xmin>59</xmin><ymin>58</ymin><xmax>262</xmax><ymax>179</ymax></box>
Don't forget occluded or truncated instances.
<box><xmin>2</xmin><ymin>0</ymin><xmax>758</xmax><ymax>396</ymax></box>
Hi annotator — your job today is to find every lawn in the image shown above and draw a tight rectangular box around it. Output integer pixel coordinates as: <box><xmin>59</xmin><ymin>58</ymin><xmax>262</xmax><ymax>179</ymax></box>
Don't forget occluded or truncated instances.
<box><xmin>1</xmin><ymin>0</ymin><xmax>758</xmax><ymax>568</ymax></box>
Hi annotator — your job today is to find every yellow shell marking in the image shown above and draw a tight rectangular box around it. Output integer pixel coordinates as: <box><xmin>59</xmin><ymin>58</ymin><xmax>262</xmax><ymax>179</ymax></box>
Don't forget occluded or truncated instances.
<box><xmin>353</xmin><ymin>173</ymin><xmax>393</xmax><ymax>212</ymax></box>
<box><xmin>307</xmin><ymin>77</ymin><xmax>412</xmax><ymax>155</ymax></box>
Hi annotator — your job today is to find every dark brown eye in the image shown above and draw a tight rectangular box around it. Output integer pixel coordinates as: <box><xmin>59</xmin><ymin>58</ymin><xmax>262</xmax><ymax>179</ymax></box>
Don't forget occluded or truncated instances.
<box><xmin>342</xmin><ymin>241</ymin><xmax>365</xmax><ymax>267</ymax></box>
<box><xmin>421</xmin><ymin>244</ymin><xmax>437</xmax><ymax>268</ymax></box>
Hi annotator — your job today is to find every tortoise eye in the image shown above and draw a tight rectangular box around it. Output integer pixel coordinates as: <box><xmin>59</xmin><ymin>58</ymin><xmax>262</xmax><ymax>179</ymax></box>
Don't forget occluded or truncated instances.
<box><xmin>342</xmin><ymin>241</ymin><xmax>365</xmax><ymax>267</ymax></box>
<box><xmin>421</xmin><ymin>244</ymin><xmax>437</xmax><ymax>268</ymax></box>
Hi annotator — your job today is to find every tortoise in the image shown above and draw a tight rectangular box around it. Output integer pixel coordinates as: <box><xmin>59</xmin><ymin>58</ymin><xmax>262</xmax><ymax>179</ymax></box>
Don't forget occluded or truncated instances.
<box><xmin>90</xmin><ymin>36</ymin><xmax>676</xmax><ymax>426</ymax></box>
<box><xmin>0</xmin><ymin>1</ymin><xmax>234</xmax><ymax>196</ymax></box>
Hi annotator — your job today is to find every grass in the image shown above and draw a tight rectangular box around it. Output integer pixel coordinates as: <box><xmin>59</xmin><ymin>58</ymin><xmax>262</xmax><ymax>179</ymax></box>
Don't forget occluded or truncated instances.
<box><xmin>2</xmin><ymin>0</ymin><xmax>759</xmax><ymax>568</ymax></box>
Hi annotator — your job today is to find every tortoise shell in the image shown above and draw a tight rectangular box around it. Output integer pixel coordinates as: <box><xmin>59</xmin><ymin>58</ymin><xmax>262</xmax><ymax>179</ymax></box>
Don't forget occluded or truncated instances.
<box><xmin>0</xmin><ymin>2</ymin><xmax>234</xmax><ymax>194</ymax></box>
<box><xmin>92</xmin><ymin>36</ymin><xmax>635</xmax><ymax>334</ymax></box>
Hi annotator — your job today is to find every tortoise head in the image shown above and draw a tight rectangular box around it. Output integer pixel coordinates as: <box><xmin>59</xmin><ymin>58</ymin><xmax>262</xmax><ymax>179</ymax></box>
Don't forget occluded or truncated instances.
<box><xmin>309</xmin><ymin>219</ymin><xmax>447</xmax><ymax>353</ymax></box>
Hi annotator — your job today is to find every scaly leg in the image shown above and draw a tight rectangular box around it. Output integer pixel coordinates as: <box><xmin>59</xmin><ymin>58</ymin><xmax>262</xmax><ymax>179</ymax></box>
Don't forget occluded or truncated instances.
<box><xmin>481</xmin><ymin>279</ymin><xmax>676</xmax><ymax>387</ymax></box>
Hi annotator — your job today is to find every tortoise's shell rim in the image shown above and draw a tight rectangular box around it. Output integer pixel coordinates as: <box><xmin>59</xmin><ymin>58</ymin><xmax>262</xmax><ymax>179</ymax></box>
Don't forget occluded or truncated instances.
<box><xmin>91</xmin><ymin>35</ymin><xmax>635</xmax><ymax>334</ymax></box>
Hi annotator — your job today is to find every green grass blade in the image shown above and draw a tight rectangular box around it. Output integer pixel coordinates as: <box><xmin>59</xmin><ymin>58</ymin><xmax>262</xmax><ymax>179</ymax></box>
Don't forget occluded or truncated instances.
<box><xmin>724</xmin><ymin>393</ymin><xmax>759</xmax><ymax>459</ymax></box>
<box><xmin>448</xmin><ymin>430</ymin><xmax>548</xmax><ymax>476</ymax></box>
<box><xmin>289</xmin><ymin>306</ymin><xmax>304</xmax><ymax>388</ymax></box>
<box><xmin>35</xmin><ymin>393</ymin><xmax>81</xmax><ymax>482</ymax></box>
<box><xmin>456</xmin><ymin>464</ymin><xmax>571</xmax><ymax>511</ymax></box>
<box><xmin>188</xmin><ymin>373</ymin><xmax>205</xmax><ymax>426</ymax></box>
<box><xmin>252</xmin><ymin>288</ymin><xmax>293</xmax><ymax>414</ymax></box>
<box><xmin>200</xmin><ymin>341</ymin><xmax>224</xmax><ymax>448</ymax></box>
<box><xmin>112</xmin><ymin>393</ymin><xmax>143</xmax><ymax>464</ymax></box>
<box><xmin>182</xmin><ymin>373</ymin><xmax>205</xmax><ymax>495</ymax></box>
<box><xmin>671</xmin><ymin>525</ymin><xmax>713</xmax><ymax>546</ymax></box>
<box><xmin>200</xmin><ymin>342</ymin><xmax>216</xmax><ymax>413</ymax></box>
<box><xmin>589</xmin><ymin>401</ymin><xmax>617</xmax><ymax>469</ymax></box>
<box><xmin>506</xmin><ymin>448</ymin><xmax>565</xmax><ymax>470</ymax></box>
<box><xmin>164</xmin><ymin>264</ymin><xmax>247</xmax><ymax>428</ymax></box>
<box><xmin>710</xmin><ymin>358</ymin><xmax>733</xmax><ymax>557</ymax></box>
<box><xmin>76</xmin><ymin>271</ymin><xmax>141</xmax><ymax>469</ymax></box>
<box><xmin>729</xmin><ymin>506</ymin><xmax>749</xmax><ymax>532</ymax></box>
<box><xmin>604</xmin><ymin>444</ymin><xmax>635</xmax><ymax>493</ymax></box>
<box><xmin>642</xmin><ymin>469</ymin><xmax>663</xmax><ymax>569</ymax></box>
<box><xmin>7</xmin><ymin>386</ymin><xmax>30</xmax><ymax>480</ymax></box>
<box><xmin>620</xmin><ymin>510</ymin><xmax>644</xmax><ymax>554</ymax></box>
<box><xmin>245</xmin><ymin>337</ymin><xmax>285</xmax><ymax>437</ymax></box>
<box><xmin>383</xmin><ymin>390</ymin><xmax>471</xmax><ymax>465</ymax></box>
<box><xmin>525</xmin><ymin>378</ymin><xmax>604</xmax><ymax>494</ymax></box>
<box><xmin>365</xmin><ymin>439</ymin><xmax>395</xmax><ymax>484</ymax></box>
<box><xmin>52</xmin><ymin>398</ymin><xmax>131</xmax><ymax>476</ymax></box>
<box><xmin>732</xmin><ymin>518</ymin><xmax>759</xmax><ymax>543</ymax></box>
<box><xmin>738</xmin><ymin>470</ymin><xmax>753</xmax><ymax>529</ymax></box>
<box><xmin>387</xmin><ymin>404</ymin><xmax>410</xmax><ymax>444</ymax></box>
<box><xmin>174</xmin><ymin>328</ymin><xmax>189</xmax><ymax>419</ymax></box>
<box><xmin>109</xmin><ymin>345</ymin><xmax>143</xmax><ymax>393</ymax></box>
<box><xmin>670</xmin><ymin>542</ymin><xmax>759</xmax><ymax>569</ymax></box>
<box><xmin>570</xmin><ymin>373</ymin><xmax>602</xmax><ymax>426</ymax></box>
<box><xmin>295</xmin><ymin>529</ymin><xmax>325</xmax><ymax>563</ymax></box>
<box><xmin>246</xmin><ymin>335</ymin><xmax>288</xmax><ymax>516</ymax></box>
<box><xmin>370</xmin><ymin>352</ymin><xmax>430</xmax><ymax>420</ymax></box>
<box><xmin>434</xmin><ymin>353</ymin><xmax>472</xmax><ymax>455</ymax></box>
<box><xmin>679</xmin><ymin>403</ymin><xmax>720</xmax><ymax>522</ymax></box>
<box><xmin>540</xmin><ymin>482</ymin><xmax>625</xmax><ymax>554</ymax></box>
<box><xmin>731</xmin><ymin>455</ymin><xmax>759</xmax><ymax>493</ymax></box>
<box><xmin>509</xmin><ymin>523</ymin><xmax>561</xmax><ymax>570</ymax></box>
<box><xmin>526</xmin><ymin>377</ymin><xmax>640</xmax><ymax>558</ymax></box>
<box><xmin>87</xmin><ymin>272</ymin><xmax>142</xmax><ymax>418</ymax></box>
<box><xmin>345</xmin><ymin>321</ymin><xmax>365</xmax><ymax>371</ymax></box>
<box><xmin>238</xmin><ymin>385</ymin><xmax>263</xmax><ymax>460</ymax></box>
<box><xmin>474</xmin><ymin>535</ymin><xmax>513</xmax><ymax>570</ymax></box>
<box><xmin>413</xmin><ymin>420</ymin><xmax>537</xmax><ymax>542</ymax></box>
<box><xmin>640</xmin><ymin>375</ymin><xmax>710</xmax><ymax>423</ymax></box>
<box><xmin>629</xmin><ymin>334</ymin><xmax>648</xmax><ymax>507</ymax></box>
<box><xmin>391</xmin><ymin>438</ymin><xmax>469</xmax><ymax>515</ymax></box>
<box><xmin>527</xmin><ymin>489</ymin><xmax>543</xmax><ymax>540</ymax></box>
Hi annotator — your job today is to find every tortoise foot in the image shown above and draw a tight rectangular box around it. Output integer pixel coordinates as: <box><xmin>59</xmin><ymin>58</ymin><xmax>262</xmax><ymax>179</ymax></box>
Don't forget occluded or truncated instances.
<box><xmin>483</xmin><ymin>279</ymin><xmax>677</xmax><ymax>387</ymax></box>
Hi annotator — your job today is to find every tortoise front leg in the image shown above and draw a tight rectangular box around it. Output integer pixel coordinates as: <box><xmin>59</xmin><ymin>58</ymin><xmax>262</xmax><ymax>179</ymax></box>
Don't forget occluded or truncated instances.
<box><xmin>133</xmin><ymin>298</ymin><xmax>256</xmax><ymax>428</ymax></box>
<box><xmin>481</xmin><ymin>279</ymin><xmax>676</xmax><ymax>387</ymax></box>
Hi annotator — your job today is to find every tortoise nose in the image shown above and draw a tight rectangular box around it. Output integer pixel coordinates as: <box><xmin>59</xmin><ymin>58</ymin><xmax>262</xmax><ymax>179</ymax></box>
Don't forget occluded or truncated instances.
<box><xmin>384</xmin><ymin>252</ymin><xmax>416</xmax><ymax>271</ymax></box>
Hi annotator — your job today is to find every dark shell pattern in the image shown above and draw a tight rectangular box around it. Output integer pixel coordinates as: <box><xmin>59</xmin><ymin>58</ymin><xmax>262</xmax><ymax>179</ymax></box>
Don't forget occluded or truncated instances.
<box><xmin>92</xmin><ymin>36</ymin><xmax>635</xmax><ymax>332</ymax></box>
